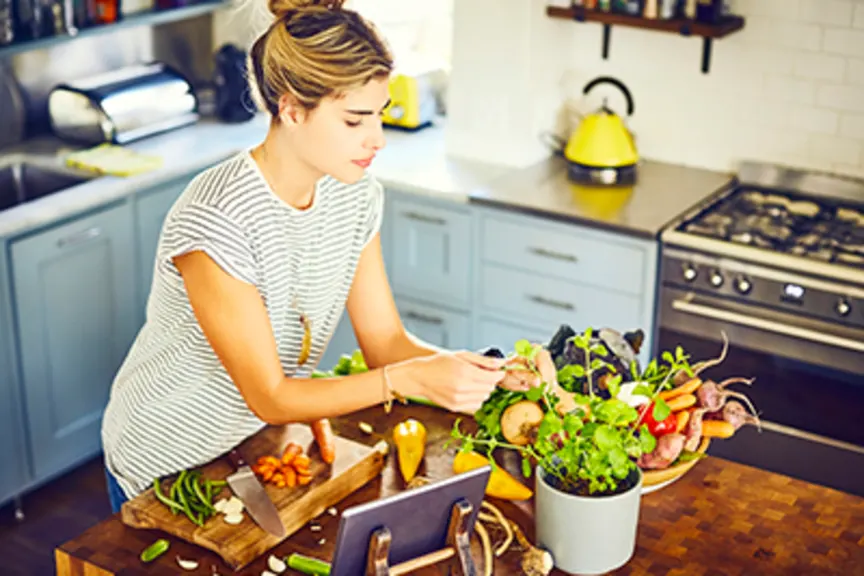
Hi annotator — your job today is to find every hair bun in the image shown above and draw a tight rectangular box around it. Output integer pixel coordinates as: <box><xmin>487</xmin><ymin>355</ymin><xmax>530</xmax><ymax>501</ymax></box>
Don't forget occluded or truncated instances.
<box><xmin>268</xmin><ymin>0</ymin><xmax>344</xmax><ymax>20</ymax></box>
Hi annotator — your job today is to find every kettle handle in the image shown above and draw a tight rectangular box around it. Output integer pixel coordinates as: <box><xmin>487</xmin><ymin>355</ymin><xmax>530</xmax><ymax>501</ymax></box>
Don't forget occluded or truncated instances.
<box><xmin>583</xmin><ymin>77</ymin><xmax>634</xmax><ymax>117</ymax></box>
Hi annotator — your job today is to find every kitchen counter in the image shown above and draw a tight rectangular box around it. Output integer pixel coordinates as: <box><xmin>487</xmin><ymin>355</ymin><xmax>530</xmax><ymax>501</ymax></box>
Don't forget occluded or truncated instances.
<box><xmin>0</xmin><ymin>116</ymin><xmax>509</xmax><ymax>239</ymax></box>
<box><xmin>57</xmin><ymin>405</ymin><xmax>864</xmax><ymax>576</ymax></box>
<box><xmin>471</xmin><ymin>156</ymin><xmax>734</xmax><ymax>239</ymax></box>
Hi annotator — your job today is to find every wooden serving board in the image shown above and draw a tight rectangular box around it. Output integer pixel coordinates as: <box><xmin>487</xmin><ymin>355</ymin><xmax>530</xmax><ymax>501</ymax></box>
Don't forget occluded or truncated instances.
<box><xmin>120</xmin><ymin>423</ymin><xmax>387</xmax><ymax>571</ymax></box>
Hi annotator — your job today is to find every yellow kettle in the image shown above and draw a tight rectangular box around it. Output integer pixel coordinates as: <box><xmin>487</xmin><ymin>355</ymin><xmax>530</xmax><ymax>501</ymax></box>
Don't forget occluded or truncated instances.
<box><xmin>564</xmin><ymin>77</ymin><xmax>638</xmax><ymax>186</ymax></box>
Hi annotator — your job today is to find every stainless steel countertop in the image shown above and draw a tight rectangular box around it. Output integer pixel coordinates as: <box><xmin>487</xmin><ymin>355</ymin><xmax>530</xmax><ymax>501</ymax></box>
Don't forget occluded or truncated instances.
<box><xmin>470</xmin><ymin>156</ymin><xmax>735</xmax><ymax>239</ymax></box>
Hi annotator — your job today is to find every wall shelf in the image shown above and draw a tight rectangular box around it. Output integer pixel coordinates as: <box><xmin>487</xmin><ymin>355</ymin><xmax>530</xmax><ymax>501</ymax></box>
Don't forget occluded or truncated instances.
<box><xmin>0</xmin><ymin>1</ymin><xmax>229</xmax><ymax>60</ymax></box>
<box><xmin>546</xmin><ymin>5</ymin><xmax>746</xmax><ymax>74</ymax></box>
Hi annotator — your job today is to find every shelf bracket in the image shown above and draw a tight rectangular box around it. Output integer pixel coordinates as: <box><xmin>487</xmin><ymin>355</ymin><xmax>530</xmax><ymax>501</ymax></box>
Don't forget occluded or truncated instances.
<box><xmin>701</xmin><ymin>37</ymin><xmax>713</xmax><ymax>74</ymax></box>
<box><xmin>602</xmin><ymin>23</ymin><xmax>611</xmax><ymax>59</ymax></box>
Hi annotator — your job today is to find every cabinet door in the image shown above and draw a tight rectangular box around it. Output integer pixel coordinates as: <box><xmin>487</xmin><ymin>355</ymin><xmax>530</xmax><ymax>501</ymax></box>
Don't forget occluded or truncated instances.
<box><xmin>135</xmin><ymin>174</ymin><xmax>194</xmax><ymax>322</ymax></box>
<box><xmin>390</xmin><ymin>196</ymin><xmax>472</xmax><ymax>309</ymax></box>
<box><xmin>11</xmin><ymin>203</ymin><xmax>138</xmax><ymax>482</ymax></box>
<box><xmin>396</xmin><ymin>296</ymin><xmax>470</xmax><ymax>350</ymax></box>
<box><xmin>0</xmin><ymin>247</ymin><xmax>29</xmax><ymax>505</ymax></box>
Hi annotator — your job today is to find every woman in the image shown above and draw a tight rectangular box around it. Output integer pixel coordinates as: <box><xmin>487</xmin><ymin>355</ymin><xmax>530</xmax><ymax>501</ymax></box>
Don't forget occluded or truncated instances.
<box><xmin>100</xmin><ymin>0</ymin><xmax>537</xmax><ymax>513</ymax></box>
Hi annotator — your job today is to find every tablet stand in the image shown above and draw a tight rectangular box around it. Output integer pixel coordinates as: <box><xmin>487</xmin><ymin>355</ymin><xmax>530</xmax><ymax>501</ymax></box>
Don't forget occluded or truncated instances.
<box><xmin>365</xmin><ymin>499</ymin><xmax>477</xmax><ymax>576</ymax></box>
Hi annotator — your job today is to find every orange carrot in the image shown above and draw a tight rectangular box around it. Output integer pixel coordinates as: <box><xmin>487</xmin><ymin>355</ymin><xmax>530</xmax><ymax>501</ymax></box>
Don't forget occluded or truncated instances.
<box><xmin>283</xmin><ymin>467</ymin><xmax>297</xmax><ymax>488</ymax></box>
<box><xmin>675</xmin><ymin>410</ymin><xmax>690</xmax><ymax>433</ymax></box>
<box><xmin>297</xmin><ymin>474</ymin><xmax>313</xmax><ymax>486</ymax></box>
<box><xmin>281</xmin><ymin>443</ymin><xmax>302</xmax><ymax>466</ymax></box>
<box><xmin>667</xmin><ymin>394</ymin><xmax>697</xmax><ymax>412</ymax></box>
<box><xmin>311</xmin><ymin>419</ymin><xmax>336</xmax><ymax>464</ymax></box>
<box><xmin>658</xmin><ymin>378</ymin><xmax>702</xmax><ymax>401</ymax></box>
<box><xmin>702</xmin><ymin>420</ymin><xmax>735</xmax><ymax>439</ymax></box>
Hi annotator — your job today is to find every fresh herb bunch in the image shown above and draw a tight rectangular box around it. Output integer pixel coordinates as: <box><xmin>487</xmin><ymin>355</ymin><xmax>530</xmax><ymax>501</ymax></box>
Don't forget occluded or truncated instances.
<box><xmin>451</xmin><ymin>328</ymin><xmax>696</xmax><ymax>497</ymax></box>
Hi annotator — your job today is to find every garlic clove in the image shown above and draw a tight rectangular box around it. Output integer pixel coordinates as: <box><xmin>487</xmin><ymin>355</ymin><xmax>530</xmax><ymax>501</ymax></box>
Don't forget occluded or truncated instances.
<box><xmin>224</xmin><ymin>513</ymin><xmax>244</xmax><ymax>525</ymax></box>
<box><xmin>327</xmin><ymin>507</ymin><xmax>337</xmax><ymax>516</ymax></box>
<box><xmin>267</xmin><ymin>554</ymin><xmax>287</xmax><ymax>573</ymax></box>
<box><xmin>261</xmin><ymin>571</ymin><xmax>277</xmax><ymax>576</ymax></box>
<box><xmin>176</xmin><ymin>556</ymin><xmax>199</xmax><ymax>570</ymax></box>
<box><xmin>358</xmin><ymin>422</ymin><xmax>374</xmax><ymax>434</ymax></box>
<box><xmin>223</xmin><ymin>497</ymin><xmax>245</xmax><ymax>516</ymax></box>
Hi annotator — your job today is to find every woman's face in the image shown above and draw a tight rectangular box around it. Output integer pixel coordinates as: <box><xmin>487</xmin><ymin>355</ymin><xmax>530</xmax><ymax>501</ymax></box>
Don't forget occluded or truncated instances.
<box><xmin>291</xmin><ymin>76</ymin><xmax>390</xmax><ymax>184</ymax></box>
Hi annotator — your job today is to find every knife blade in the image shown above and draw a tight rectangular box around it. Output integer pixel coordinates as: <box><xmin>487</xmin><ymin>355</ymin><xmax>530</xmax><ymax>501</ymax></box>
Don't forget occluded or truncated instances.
<box><xmin>226</xmin><ymin>448</ymin><xmax>286</xmax><ymax>538</ymax></box>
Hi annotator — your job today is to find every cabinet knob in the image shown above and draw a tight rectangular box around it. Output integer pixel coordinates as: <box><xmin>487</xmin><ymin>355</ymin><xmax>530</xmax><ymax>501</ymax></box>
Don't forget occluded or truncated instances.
<box><xmin>682</xmin><ymin>263</ymin><xmax>697</xmax><ymax>282</ymax></box>
<box><xmin>836</xmin><ymin>298</ymin><xmax>851</xmax><ymax>317</ymax></box>
<box><xmin>709</xmin><ymin>269</ymin><xmax>724</xmax><ymax>288</ymax></box>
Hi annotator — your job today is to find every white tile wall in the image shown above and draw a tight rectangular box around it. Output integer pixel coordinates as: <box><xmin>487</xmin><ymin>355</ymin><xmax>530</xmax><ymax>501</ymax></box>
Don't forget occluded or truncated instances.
<box><xmin>444</xmin><ymin>0</ymin><xmax>864</xmax><ymax>176</ymax></box>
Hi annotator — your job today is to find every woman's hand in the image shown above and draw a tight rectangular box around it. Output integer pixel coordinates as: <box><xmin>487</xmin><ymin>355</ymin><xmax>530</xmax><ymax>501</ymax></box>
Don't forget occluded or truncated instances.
<box><xmin>393</xmin><ymin>351</ymin><xmax>505</xmax><ymax>414</ymax></box>
<box><xmin>497</xmin><ymin>346</ymin><xmax>579</xmax><ymax>415</ymax></box>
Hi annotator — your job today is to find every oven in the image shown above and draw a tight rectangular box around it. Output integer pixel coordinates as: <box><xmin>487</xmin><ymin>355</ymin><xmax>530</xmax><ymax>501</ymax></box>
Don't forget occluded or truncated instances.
<box><xmin>656</xmin><ymin>248</ymin><xmax>864</xmax><ymax>497</ymax></box>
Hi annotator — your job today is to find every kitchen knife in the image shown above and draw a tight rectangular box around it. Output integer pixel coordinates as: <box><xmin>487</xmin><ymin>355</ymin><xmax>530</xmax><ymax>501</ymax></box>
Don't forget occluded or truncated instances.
<box><xmin>226</xmin><ymin>448</ymin><xmax>286</xmax><ymax>538</ymax></box>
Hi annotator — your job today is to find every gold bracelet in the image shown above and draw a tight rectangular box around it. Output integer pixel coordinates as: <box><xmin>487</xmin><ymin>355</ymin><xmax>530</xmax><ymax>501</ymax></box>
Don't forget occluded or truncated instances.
<box><xmin>381</xmin><ymin>365</ymin><xmax>407</xmax><ymax>414</ymax></box>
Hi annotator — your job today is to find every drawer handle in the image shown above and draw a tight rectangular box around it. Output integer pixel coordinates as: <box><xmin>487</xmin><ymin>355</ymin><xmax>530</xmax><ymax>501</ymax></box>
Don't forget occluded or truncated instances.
<box><xmin>404</xmin><ymin>310</ymin><xmax>444</xmax><ymax>325</ymax></box>
<box><xmin>528</xmin><ymin>246</ymin><xmax>578</xmax><ymax>263</ymax></box>
<box><xmin>403</xmin><ymin>211</ymin><xmax>447</xmax><ymax>226</ymax></box>
<box><xmin>527</xmin><ymin>294</ymin><xmax>575</xmax><ymax>311</ymax></box>
<box><xmin>57</xmin><ymin>227</ymin><xmax>102</xmax><ymax>248</ymax></box>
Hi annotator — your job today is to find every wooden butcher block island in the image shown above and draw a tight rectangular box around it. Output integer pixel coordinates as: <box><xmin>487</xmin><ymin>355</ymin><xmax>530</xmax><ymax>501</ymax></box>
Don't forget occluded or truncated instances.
<box><xmin>57</xmin><ymin>404</ymin><xmax>864</xmax><ymax>575</ymax></box>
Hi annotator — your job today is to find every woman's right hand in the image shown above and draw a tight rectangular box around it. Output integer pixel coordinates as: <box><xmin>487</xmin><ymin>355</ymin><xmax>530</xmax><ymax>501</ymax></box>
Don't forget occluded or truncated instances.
<box><xmin>394</xmin><ymin>351</ymin><xmax>505</xmax><ymax>414</ymax></box>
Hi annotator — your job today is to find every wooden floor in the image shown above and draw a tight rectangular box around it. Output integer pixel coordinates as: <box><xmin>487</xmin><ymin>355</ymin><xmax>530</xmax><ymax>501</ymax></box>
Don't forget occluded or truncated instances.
<box><xmin>0</xmin><ymin>456</ymin><xmax>112</xmax><ymax>576</ymax></box>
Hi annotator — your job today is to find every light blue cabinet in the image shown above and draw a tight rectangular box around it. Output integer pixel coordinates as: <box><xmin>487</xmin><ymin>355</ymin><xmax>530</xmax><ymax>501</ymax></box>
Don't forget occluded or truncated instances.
<box><xmin>0</xmin><ymin>247</ymin><xmax>29</xmax><ymax>506</ymax></box>
<box><xmin>389</xmin><ymin>195</ymin><xmax>472</xmax><ymax>310</ymax></box>
<box><xmin>11</xmin><ymin>202</ymin><xmax>139</xmax><ymax>483</ymax></box>
<box><xmin>134</xmin><ymin>174</ymin><xmax>196</xmax><ymax>322</ymax></box>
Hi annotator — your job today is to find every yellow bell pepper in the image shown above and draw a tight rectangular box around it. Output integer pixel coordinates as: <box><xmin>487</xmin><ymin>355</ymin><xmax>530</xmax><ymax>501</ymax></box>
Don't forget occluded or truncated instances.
<box><xmin>452</xmin><ymin>451</ymin><xmax>533</xmax><ymax>501</ymax></box>
<box><xmin>393</xmin><ymin>419</ymin><xmax>427</xmax><ymax>483</ymax></box>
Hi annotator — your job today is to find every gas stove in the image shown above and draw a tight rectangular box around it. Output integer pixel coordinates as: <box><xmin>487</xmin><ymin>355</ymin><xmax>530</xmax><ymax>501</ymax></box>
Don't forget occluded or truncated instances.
<box><xmin>657</xmin><ymin>161</ymin><xmax>864</xmax><ymax>497</ymax></box>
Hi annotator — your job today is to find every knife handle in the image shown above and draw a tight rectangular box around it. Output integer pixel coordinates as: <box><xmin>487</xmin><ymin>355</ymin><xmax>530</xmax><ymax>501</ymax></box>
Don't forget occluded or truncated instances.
<box><xmin>228</xmin><ymin>449</ymin><xmax>247</xmax><ymax>469</ymax></box>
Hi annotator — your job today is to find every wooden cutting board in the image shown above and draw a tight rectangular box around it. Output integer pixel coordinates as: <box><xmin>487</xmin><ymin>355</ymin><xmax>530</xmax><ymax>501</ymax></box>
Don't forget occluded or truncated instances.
<box><xmin>120</xmin><ymin>423</ymin><xmax>387</xmax><ymax>570</ymax></box>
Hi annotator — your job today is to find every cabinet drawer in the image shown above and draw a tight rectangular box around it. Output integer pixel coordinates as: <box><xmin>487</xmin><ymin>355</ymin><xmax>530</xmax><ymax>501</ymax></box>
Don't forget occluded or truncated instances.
<box><xmin>396</xmin><ymin>296</ymin><xmax>471</xmax><ymax>350</ymax></box>
<box><xmin>479</xmin><ymin>212</ymin><xmax>648</xmax><ymax>295</ymax></box>
<box><xmin>390</xmin><ymin>196</ymin><xmax>472</xmax><ymax>308</ymax></box>
<box><xmin>478</xmin><ymin>264</ymin><xmax>643</xmax><ymax>333</ymax></box>
<box><xmin>475</xmin><ymin>316</ymin><xmax>554</xmax><ymax>355</ymax></box>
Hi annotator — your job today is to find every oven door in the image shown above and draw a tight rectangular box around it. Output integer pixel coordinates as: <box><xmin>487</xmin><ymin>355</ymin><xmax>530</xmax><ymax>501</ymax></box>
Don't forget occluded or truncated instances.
<box><xmin>657</xmin><ymin>287</ymin><xmax>864</xmax><ymax>497</ymax></box>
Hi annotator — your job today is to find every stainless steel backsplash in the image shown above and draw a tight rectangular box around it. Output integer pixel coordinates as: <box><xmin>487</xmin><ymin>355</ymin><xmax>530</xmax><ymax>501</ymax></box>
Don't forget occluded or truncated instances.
<box><xmin>1</xmin><ymin>14</ymin><xmax>216</xmax><ymax>141</ymax></box>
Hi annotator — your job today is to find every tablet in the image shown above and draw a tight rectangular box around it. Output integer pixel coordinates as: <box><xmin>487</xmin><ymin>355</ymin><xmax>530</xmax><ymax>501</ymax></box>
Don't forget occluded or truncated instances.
<box><xmin>329</xmin><ymin>465</ymin><xmax>491</xmax><ymax>576</ymax></box>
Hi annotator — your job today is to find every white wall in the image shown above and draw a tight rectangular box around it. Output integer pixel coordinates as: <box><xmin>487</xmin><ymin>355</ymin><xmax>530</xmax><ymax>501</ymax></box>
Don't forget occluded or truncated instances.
<box><xmin>445</xmin><ymin>0</ymin><xmax>864</xmax><ymax>176</ymax></box>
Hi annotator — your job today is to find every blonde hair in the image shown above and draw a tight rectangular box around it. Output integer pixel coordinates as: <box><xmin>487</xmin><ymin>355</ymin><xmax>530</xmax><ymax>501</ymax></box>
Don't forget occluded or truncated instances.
<box><xmin>249</xmin><ymin>0</ymin><xmax>393</xmax><ymax>116</ymax></box>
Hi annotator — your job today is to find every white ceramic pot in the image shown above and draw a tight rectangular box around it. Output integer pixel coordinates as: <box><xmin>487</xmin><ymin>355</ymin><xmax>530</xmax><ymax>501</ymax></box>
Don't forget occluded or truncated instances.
<box><xmin>535</xmin><ymin>466</ymin><xmax>642</xmax><ymax>575</ymax></box>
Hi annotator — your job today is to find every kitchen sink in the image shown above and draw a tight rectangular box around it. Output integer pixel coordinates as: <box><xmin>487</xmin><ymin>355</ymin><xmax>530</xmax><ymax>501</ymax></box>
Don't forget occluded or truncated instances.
<box><xmin>0</xmin><ymin>157</ymin><xmax>97</xmax><ymax>212</ymax></box>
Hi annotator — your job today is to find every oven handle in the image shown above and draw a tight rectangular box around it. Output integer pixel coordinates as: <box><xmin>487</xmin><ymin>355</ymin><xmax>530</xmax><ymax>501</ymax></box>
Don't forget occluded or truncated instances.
<box><xmin>671</xmin><ymin>297</ymin><xmax>864</xmax><ymax>353</ymax></box>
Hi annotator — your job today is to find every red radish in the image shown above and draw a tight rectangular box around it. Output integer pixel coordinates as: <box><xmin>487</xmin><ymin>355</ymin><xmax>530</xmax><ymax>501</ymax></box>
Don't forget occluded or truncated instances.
<box><xmin>637</xmin><ymin>433</ymin><xmax>686</xmax><ymax>469</ymax></box>
<box><xmin>696</xmin><ymin>377</ymin><xmax>757</xmax><ymax>415</ymax></box>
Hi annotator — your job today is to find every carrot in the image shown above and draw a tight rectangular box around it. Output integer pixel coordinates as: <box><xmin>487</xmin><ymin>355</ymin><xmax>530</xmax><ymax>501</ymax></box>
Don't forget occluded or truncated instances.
<box><xmin>283</xmin><ymin>467</ymin><xmax>297</xmax><ymax>488</ymax></box>
<box><xmin>297</xmin><ymin>474</ymin><xmax>313</xmax><ymax>486</ymax></box>
<box><xmin>311</xmin><ymin>419</ymin><xmax>336</xmax><ymax>464</ymax></box>
<box><xmin>262</xmin><ymin>456</ymin><xmax>282</xmax><ymax>469</ymax></box>
<box><xmin>702</xmin><ymin>420</ymin><xmax>735</xmax><ymax>439</ymax></box>
<box><xmin>675</xmin><ymin>410</ymin><xmax>690</xmax><ymax>433</ymax></box>
<box><xmin>292</xmin><ymin>454</ymin><xmax>311</xmax><ymax>469</ymax></box>
<box><xmin>261</xmin><ymin>467</ymin><xmax>276</xmax><ymax>482</ymax></box>
<box><xmin>658</xmin><ymin>378</ymin><xmax>702</xmax><ymax>401</ymax></box>
<box><xmin>281</xmin><ymin>443</ymin><xmax>302</xmax><ymax>466</ymax></box>
<box><xmin>667</xmin><ymin>394</ymin><xmax>697</xmax><ymax>412</ymax></box>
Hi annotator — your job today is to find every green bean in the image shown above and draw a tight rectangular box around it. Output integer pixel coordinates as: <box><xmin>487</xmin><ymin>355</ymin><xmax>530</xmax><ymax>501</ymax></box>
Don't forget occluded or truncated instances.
<box><xmin>152</xmin><ymin>478</ymin><xmax>183</xmax><ymax>513</ymax></box>
<box><xmin>192</xmin><ymin>476</ymin><xmax>214</xmax><ymax>512</ymax></box>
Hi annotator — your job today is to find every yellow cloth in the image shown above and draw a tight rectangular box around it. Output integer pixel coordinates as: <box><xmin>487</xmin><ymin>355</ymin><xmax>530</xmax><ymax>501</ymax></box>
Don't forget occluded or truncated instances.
<box><xmin>65</xmin><ymin>144</ymin><xmax>162</xmax><ymax>177</ymax></box>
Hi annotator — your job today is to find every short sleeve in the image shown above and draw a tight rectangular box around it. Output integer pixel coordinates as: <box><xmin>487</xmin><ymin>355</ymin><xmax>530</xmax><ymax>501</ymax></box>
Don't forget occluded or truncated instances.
<box><xmin>361</xmin><ymin>177</ymin><xmax>385</xmax><ymax>249</ymax></box>
<box><xmin>160</xmin><ymin>203</ymin><xmax>259</xmax><ymax>286</ymax></box>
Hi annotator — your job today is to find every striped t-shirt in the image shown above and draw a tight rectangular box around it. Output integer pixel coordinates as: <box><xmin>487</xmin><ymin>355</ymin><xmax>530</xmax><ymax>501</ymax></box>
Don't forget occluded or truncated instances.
<box><xmin>101</xmin><ymin>151</ymin><xmax>383</xmax><ymax>499</ymax></box>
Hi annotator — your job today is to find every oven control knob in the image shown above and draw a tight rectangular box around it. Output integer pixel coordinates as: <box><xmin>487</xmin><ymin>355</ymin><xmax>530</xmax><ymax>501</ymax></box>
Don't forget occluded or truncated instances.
<box><xmin>836</xmin><ymin>298</ymin><xmax>851</xmax><ymax>317</ymax></box>
<box><xmin>682</xmin><ymin>263</ymin><xmax>697</xmax><ymax>282</ymax></box>
<box><xmin>734</xmin><ymin>275</ymin><xmax>752</xmax><ymax>294</ymax></box>
<box><xmin>709</xmin><ymin>270</ymin><xmax>724</xmax><ymax>288</ymax></box>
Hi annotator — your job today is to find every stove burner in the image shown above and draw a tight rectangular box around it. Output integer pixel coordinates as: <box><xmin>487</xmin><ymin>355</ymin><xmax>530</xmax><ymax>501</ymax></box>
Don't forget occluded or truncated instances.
<box><xmin>680</xmin><ymin>188</ymin><xmax>864</xmax><ymax>270</ymax></box>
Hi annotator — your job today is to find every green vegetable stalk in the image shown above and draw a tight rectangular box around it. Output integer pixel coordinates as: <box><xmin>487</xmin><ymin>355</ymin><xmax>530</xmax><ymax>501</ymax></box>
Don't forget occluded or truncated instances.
<box><xmin>286</xmin><ymin>553</ymin><xmax>331</xmax><ymax>575</ymax></box>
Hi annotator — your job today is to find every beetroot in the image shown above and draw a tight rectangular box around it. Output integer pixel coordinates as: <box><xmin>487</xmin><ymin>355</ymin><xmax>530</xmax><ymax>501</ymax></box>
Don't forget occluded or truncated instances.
<box><xmin>722</xmin><ymin>400</ymin><xmax>762</xmax><ymax>431</ymax></box>
<box><xmin>638</xmin><ymin>433</ymin><xmax>686</xmax><ymax>469</ymax></box>
<box><xmin>684</xmin><ymin>408</ymin><xmax>707</xmax><ymax>452</ymax></box>
<box><xmin>696</xmin><ymin>377</ymin><xmax>757</xmax><ymax>414</ymax></box>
